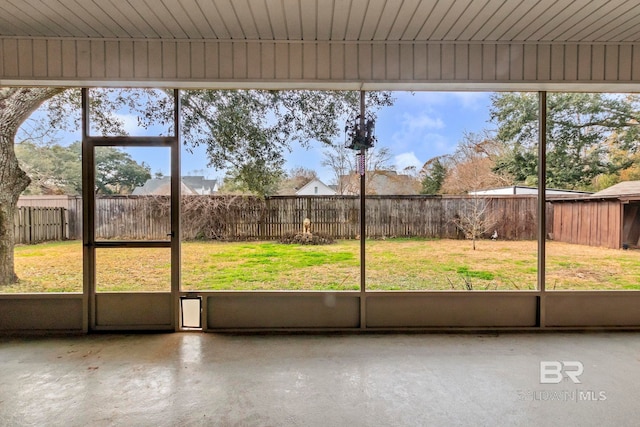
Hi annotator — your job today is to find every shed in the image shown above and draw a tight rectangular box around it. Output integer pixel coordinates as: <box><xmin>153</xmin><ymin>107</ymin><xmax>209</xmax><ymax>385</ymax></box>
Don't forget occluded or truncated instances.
<box><xmin>550</xmin><ymin>181</ymin><xmax>640</xmax><ymax>249</ymax></box>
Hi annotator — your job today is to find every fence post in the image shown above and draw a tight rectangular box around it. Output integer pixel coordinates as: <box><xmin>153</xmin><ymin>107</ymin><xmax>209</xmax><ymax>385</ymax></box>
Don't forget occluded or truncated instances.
<box><xmin>61</xmin><ymin>208</ymin><xmax>67</xmax><ymax>240</ymax></box>
<box><xmin>28</xmin><ymin>207</ymin><xmax>33</xmax><ymax>244</ymax></box>
<box><xmin>260</xmin><ymin>198</ymin><xmax>268</xmax><ymax>240</ymax></box>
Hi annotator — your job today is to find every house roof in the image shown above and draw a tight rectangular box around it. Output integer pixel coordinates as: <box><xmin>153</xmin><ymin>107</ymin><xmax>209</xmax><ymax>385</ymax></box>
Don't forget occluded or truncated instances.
<box><xmin>550</xmin><ymin>181</ymin><xmax>640</xmax><ymax>203</ymax></box>
<box><xmin>295</xmin><ymin>179</ymin><xmax>336</xmax><ymax>196</ymax></box>
<box><xmin>592</xmin><ymin>181</ymin><xmax>640</xmax><ymax>198</ymax></box>
<box><xmin>132</xmin><ymin>176</ymin><xmax>216</xmax><ymax>195</ymax></box>
<box><xmin>340</xmin><ymin>170</ymin><xmax>420</xmax><ymax>195</ymax></box>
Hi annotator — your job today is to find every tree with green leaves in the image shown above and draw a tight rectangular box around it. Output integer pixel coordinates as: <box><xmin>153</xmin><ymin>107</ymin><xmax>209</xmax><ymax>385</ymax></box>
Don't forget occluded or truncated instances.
<box><xmin>94</xmin><ymin>146</ymin><xmax>151</xmax><ymax>194</ymax></box>
<box><xmin>490</xmin><ymin>92</ymin><xmax>640</xmax><ymax>190</ymax></box>
<box><xmin>420</xmin><ymin>156</ymin><xmax>448</xmax><ymax>194</ymax></box>
<box><xmin>16</xmin><ymin>141</ymin><xmax>150</xmax><ymax>195</ymax></box>
<box><xmin>16</xmin><ymin>140</ymin><xmax>82</xmax><ymax>195</ymax></box>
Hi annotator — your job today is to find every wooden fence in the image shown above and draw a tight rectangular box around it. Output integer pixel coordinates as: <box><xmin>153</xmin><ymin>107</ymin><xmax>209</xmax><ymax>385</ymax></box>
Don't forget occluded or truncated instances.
<box><xmin>14</xmin><ymin>195</ymin><xmax>549</xmax><ymax>243</ymax></box>
<box><xmin>91</xmin><ymin>195</ymin><xmax>547</xmax><ymax>241</ymax></box>
<box><xmin>18</xmin><ymin>195</ymin><xmax>82</xmax><ymax>239</ymax></box>
<box><xmin>14</xmin><ymin>207</ymin><xmax>67</xmax><ymax>244</ymax></box>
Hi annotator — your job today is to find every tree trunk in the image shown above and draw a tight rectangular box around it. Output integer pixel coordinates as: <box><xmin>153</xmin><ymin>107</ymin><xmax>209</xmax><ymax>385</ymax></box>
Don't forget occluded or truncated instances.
<box><xmin>0</xmin><ymin>88</ymin><xmax>64</xmax><ymax>285</ymax></box>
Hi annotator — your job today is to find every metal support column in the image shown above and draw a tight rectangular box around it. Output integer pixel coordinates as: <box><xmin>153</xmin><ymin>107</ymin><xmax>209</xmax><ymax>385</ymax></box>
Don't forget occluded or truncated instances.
<box><xmin>538</xmin><ymin>91</ymin><xmax>547</xmax><ymax>327</ymax></box>
<box><xmin>171</xmin><ymin>89</ymin><xmax>182</xmax><ymax>331</ymax></box>
<box><xmin>81</xmin><ymin>88</ymin><xmax>94</xmax><ymax>333</ymax></box>
<box><xmin>359</xmin><ymin>91</ymin><xmax>367</xmax><ymax>329</ymax></box>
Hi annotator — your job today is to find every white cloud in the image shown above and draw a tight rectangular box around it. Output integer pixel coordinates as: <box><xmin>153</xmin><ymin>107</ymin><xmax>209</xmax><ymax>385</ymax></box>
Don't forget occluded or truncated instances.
<box><xmin>394</xmin><ymin>91</ymin><xmax>492</xmax><ymax>112</ymax></box>
<box><xmin>395</xmin><ymin>152</ymin><xmax>423</xmax><ymax>172</ymax></box>
<box><xmin>113</xmin><ymin>113</ymin><xmax>141</xmax><ymax>135</ymax></box>
<box><xmin>451</xmin><ymin>92</ymin><xmax>491</xmax><ymax>110</ymax></box>
<box><xmin>390</xmin><ymin>111</ymin><xmax>445</xmax><ymax>152</ymax></box>
<box><xmin>404</xmin><ymin>113</ymin><xmax>445</xmax><ymax>131</ymax></box>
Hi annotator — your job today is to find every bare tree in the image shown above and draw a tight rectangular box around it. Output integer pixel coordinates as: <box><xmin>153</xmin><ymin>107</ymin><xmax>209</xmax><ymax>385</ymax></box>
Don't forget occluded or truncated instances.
<box><xmin>446</xmin><ymin>132</ymin><xmax>504</xmax><ymax>250</ymax></box>
<box><xmin>441</xmin><ymin>131</ymin><xmax>511</xmax><ymax>194</ymax></box>
<box><xmin>322</xmin><ymin>144</ymin><xmax>394</xmax><ymax>195</ymax></box>
<box><xmin>321</xmin><ymin>143</ymin><xmax>352</xmax><ymax>194</ymax></box>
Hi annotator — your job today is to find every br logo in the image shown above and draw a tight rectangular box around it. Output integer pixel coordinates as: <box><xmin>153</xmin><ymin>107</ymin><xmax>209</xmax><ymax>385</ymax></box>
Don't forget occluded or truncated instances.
<box><xmin>540</xmin><ymin>361</ymin><xmax>584</xmax><ymax>384</ymax></box>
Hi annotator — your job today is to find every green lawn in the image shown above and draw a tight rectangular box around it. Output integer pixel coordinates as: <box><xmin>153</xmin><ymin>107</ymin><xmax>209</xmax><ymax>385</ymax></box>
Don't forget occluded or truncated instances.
<box><xmin>4</xmin><ymin>239</ymin><xmax>640</xmax><ymax>292</ymax></box>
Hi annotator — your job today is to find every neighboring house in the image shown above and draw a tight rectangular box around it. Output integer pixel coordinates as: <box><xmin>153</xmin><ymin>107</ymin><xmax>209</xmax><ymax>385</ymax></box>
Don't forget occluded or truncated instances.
<box><xmin>339</xmin><ymin>170</ymin><xmax>421</xmax><ymax>195</ymax></box>
<box><xmin>469</xmin><ymin>185</ymin><xmax>592</xmax><ymax>197</ymax></box>
<box><xmin>181</xmin><ymin>176</ymin><xmax>219</xmax><ymax>195</ymax></box>
<box><xmin>295</xmin><ymin>179</ymin><xmax>337</xmax><ymax>196</ymax></box>
<box><xmin>132</xmin><ymin>176</ymin><xmax>218</xmax><ymax>195</ymax></box>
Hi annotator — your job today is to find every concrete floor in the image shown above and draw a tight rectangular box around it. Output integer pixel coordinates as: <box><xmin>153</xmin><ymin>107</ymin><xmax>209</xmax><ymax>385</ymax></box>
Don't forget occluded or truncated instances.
<box><xmin>1</xmin><ymin>333</ymin><xmax>639</xmax><ymax>426</ymax></box>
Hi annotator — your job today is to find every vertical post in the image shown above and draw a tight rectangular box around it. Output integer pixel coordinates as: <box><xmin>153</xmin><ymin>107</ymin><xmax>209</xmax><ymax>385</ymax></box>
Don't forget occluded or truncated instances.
<box><xmin>538</xmin><ymin>91</ymin><xmax>547</xmax><ymax>327</ymax></box>
<box><xmin>81</xmin><ymin>88</ymin><xmax>94</xmax><ymax>333</ymax></box>
<box><xmin>61</xmin><ymin>208</ymin><xmax>66</xmax><ymax>240</ymax></box>
<box><xmin>172</xmin><ymin>89</ymin><xmax>182</xmax><ymax>331</ymax></box>
<box><xmin>359</xmin><ymin>91</ymin><xmax>366</xmax><ymax>329</ymax></box>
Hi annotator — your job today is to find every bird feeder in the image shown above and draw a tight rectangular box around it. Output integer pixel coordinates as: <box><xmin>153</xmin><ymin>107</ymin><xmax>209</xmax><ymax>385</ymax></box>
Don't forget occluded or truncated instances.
<box><xmin>345</xmin><ymin>114</ymin><xmax>376</xmax><ymax>151</ymax></box>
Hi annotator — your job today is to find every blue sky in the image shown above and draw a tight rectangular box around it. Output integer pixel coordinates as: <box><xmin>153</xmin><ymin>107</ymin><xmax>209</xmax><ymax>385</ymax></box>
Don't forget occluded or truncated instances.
<box><xmin>179</xmin><ymin>91</ymin><xmax>495</xmax><ymax>183</ymax></box>
<box><xmin>284</xmin><ymin>91</ymin><xmax>494</xmax><ymax>183</ymax></box>
<box><xmin>23</xmin><ymin>91</ymin><xmax>496</xmax><ymax>185</ymax></box>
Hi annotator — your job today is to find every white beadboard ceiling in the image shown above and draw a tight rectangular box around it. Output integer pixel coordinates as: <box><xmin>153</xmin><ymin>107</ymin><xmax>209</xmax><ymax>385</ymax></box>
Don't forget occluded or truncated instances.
<box><xmin>0</xmin><ymin>0</ymin><xmax>639</xmax><ymax>43</ymax></box>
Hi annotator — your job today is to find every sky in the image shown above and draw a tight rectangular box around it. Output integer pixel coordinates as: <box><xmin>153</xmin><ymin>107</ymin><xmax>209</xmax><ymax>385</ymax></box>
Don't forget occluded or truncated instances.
<box><xmin>23</xmin><ymin>91</ymin><xmax>496</xmax><ymax>185</ymax></box>
<box><xmin>179</xmin><ymin>91</ymin><xmax>495</xmax><ymax>184</ymax></box>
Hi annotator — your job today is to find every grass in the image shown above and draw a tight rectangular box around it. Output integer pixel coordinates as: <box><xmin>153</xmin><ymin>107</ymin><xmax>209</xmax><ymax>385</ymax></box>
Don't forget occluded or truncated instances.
<box><xmin>4</xmin><ymin>238</ymin><xmax>640</xmax><ymax>292</ymax></box>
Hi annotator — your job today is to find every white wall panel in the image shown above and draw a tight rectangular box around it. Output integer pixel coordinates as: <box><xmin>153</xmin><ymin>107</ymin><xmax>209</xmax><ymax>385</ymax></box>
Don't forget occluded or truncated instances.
<box><xmin>591</xmin><ymin>44</ymin><xmax>605</xmax><ymax>80</ymax></box>
<box><xmin>17</xmin><ymin>39</ymin><xmax>32</xmax><ymax>77</ymax></box>
<box><xmin>119</xmin><ymin>41</ymin><xmax>134</xmax><ymax>79</ymax></box>
<box><xmin>147</xmin><ymin>41</ymin><xmax>162</xmax><ymax>79</ymax></box>
<box><xmin>523</xmin><ymin>44</ymin><xmax>537</xmax><ymax>81</ymax></box>
<box><xmin>455</xmin><ymin>44</ymin><xmax>468</xmax><ymax>81</ymax></box>
<box><xmin>496</xmin><ymin>44</ymin><xmax>510</xmax><ymax>81</ymax></box>
<box><xmin>218</xmin><ymin>42</ymin><xmax>233</xmax><ymax>79</ymax></box>
<box><xmin>551</xmin><ymin>44</ymin><xmax>565</xmax><ymax>81</ymax></box>
<box><xmin>633</xmin><ymin>45</ymin><xmax>640</xmax><ymax>81</ymax></box>
<box><xmin>317</xmin><ymin>43</ymin><xmax>330</xmax><ymax>80</ymax></box>
<box><xmin>77</xmin><ymin>40</ymin><xmax>91</xmax><ymax>78</ymax></box>
<box><xmin>331</xmin><ymin>43</ymin><xmax>344</xmax><ymax>80</ymax></box>
<box><xmin>345</xmin><ymin>44</ymin><xmax>359</xmax><ymax>80</ymax></box>
<box><xmin>162</xmin><ymin>41</ymin><xmax>177</xmax><ymax>79</ymax></box>
<box><xmin>2</xmin><ymin>38</ymin><xmax>640</xmax><ymax>90</ymax></box>
<box><xmin>509</xmin><ymin>44</ymin><xmax>523</xmax><ymax>81</ymax></box>
<box><xmin>481</xmin><ymin>43</ymin><xmax>495</xmax><ymax>81</ymax></box>
<box><xmin>578</xmin><ymin>44</ymin><xmax>591</xmax><ymax>80</ymax></box>
<box><xmin>177</xmin><ymin>41</ymin><xmax>192</xmax><ymax>79</ymax></box>
<box><xmin>619</xmin><ymin>44</ymin><xmax>632</xmax><ymax>81</ymax></box>
<box><xmin>46</xmin><ymin>39</ymin><xmax>60</xmax><ymax>77</ymax></box>
<box><xmin>564</xmin><ymin>44</ymin><xmax>578</xmax><ymax>81</ymax></box>
<box><xmin>289</xmin><ymin>43</ymin><xmax>303</xmax><ymax>80</ymax></box>
<box><xmin>414</xmin><ymin>43</ymin><xmax>427</xmax><ymax>80</ymax></box>
<box><xmin>105</xmin><ymin>41</ymin><xmax>119</xmax><ymax>78</ymax></box>
<box><xmin>247</xmin><ymin>42</ymin><xmax>262</xmax><ymax>80</ymax></box>
<box><xmin>441</xmin><ymin>44</ymin><xmax>455</xmax><ymax>79</ymax></box>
